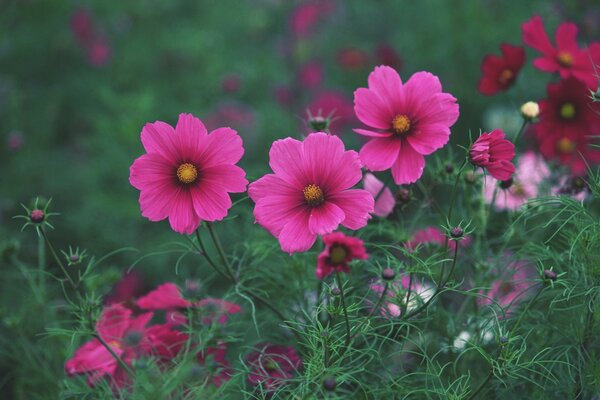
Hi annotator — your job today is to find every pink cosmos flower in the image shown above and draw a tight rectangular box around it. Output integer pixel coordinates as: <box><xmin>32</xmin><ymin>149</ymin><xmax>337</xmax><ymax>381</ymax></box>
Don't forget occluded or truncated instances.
<box><xmin>246</xmin><ymin>344</ymin><xmax>302</xmax><ymax>395</ymax></box>
<box><xmin>363</xmin><ymin>173</ymin><xmax>395</xmax><ymax>217</ymax></box>
<box><xmin>375</xmin><ymin>43</ymin><xmax>403</xmax><ymax>71</ymax></box>
<box><xmin>522</xmin><ymin>15</ymin><xmax>600</xmax><ymax>89</ymax></box>
<box><xmin>71</xmin><ymin>8</ymin><xmax>94</xmax><ymax>46</ymax></box>
<box><xmin>129</xmin><ymin>113</ymin><xmax>248</xmax><ymax>235</ymax></box>
<box><xmin>478</xmin><ymin>260</ymin><xmax>536</xmax><ymax>317</ymax></box>
<box><xmin>6</xmin><ymin>130</ymin><xmax>24</xmax><ymax>151</ymax></box>
<box><xmin>469</xmin><ymin>129</ymin><xmax>516</xmax><ymax>181</ymax></box>
<box><xmin>337</xmin><ymin>47</ymin><xmax>370</xmax><ymax>70</ymax></box>
<box><xmin>405</xmin><ymin>226</ymin><xmax>471</xmax><ymax>252</ymax></box>
<box><xmin>221</xmin><ymin>73</ymin><xmax>242</xmax><ymax>94</ymax></box>
<box><xmin>483</xmin><ymin>152</ymin><xmax>550</xmax><ymax>210</ymax></box>
<box><xmin>370</xmin><ymin>275</ymin><xmax>434</xmax><ymax>318</ymax></box>
<box><xmin>354</xmin><ymin>66</ymin><xmax>459</xmax><ymax>184</ymax></box>
<box><xmin>65</xmin><ymin>304</ymin><xmax>183</xmax><ymax>387</ymax></box>
<box><xmin>248</xmin><ymin>132</ymin><xmax>374</xmax><ymax>253</ymax></box>
<box><xmin>478</xmin><ymin>43</ymin><xmax>526</xmax><ymax>95</ymax></box>
<box><xmin>316</xmin><ymin>232</ymin><xmax>368</xmax><ymax>279</ymax></box>
<box><xmin>137</xmin><ymin>282</ymin><xmax>192</xmax><ymax>310</ymax></box>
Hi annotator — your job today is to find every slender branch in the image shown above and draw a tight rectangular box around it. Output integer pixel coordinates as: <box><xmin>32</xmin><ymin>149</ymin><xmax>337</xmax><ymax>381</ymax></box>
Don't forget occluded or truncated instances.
<box><xmin>447</xmin><ymin>159</ymin><xmax>468</xmax><ymax>224</ymax></box>
<box><xmin>467</xmin><ymin>368</ymin><xmax>493</xmax><ymax>400</ymax></box>
<box><xmin>353</xmin><ymin>282</ymin><xmax>389</xmax><ymax>335</ymax></box>
<box><xmin>192</xmin><ymin>230</ymin><xmax>230</xmax><ymax>282</ymax></box>
<box><xmin>402</xmin><ymin>273</ymin><xmax>414</xmax><ymax>317</ymax></box>
<box><xmin>40</xmin><ymin>229</ymin><xmax>77</xmax><ymax>289</ymax></box>
<box><xmin>512</xmin><ymin>119</ymin><xmax>528</xmax><ymax>145</ymax></box>
<box><xmin>336</xmin><ymin>272</ymin><xmax>352</xmax><ymax>347</ymax></box>
<box><xmin>206</xmin><ymin>222</ymin><xmax>236</xmax><ymax>281</ymax></box>
<box><xmin>510</xmin><ymin>283</ymin><xmax>544</xmax><ymax>334</ymax></box>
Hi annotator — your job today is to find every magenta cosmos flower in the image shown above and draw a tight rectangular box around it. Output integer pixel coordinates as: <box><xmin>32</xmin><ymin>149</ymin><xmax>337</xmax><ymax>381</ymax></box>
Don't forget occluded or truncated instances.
<box><xmin>522</xmin><ymin>15</ymin><xmax>600</xmax><ymax>89</ymax></box>
<box><xmin>469</xmin><ymin>129</ymin><xmax>516</xmax><ymax>181</ymax></box>
<box><xmin>363</xmin><ymin>173</ymin><xmax>395</xmax><ymax>217</ymax></box>
<box><xmin>129</xmin><ymin>113</ymin><xmax>248</xmax><ymax>235</ymax></box>
<box><xmin>248</xmin><ymin>132</ymin><xmax>374</xmax><ymax>254</ymax></box>
<box><xmin>354</xmin><ymin>66</ymin><xmax>460</xmax><ymax>184</ymax></box>
<box><xmin>316</xmin><ymin>232</ymin><xmax>368</xmax><ymax>279</ymax></box>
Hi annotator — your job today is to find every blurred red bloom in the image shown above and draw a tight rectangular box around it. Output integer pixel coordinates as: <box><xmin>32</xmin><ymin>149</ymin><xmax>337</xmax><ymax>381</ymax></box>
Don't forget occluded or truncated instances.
<box><xmin>6</xmin><ymin>130</ymin><xmax>24</xmax><ymax>151</ymax></box>
<box><xmin>221</xmin><ymin>73</ymin><xmax>242</xmax><ymax>94</ymax></box>
<box><xmin>469</xmin><ymin>129</ymin><xmax>516</xmax><ymax>180</ymax></box>
<box><xmin>534</xmin><ymin>78</ymin><xmax>600</xmax><ymax>174</ymax></box>
<box><xmin>289</xmin><ymin>1</ymin><xmax>336</xmax><ymax>38</ymax></box>
<box><xmin>405</xmin><ymin>226</ymin><xmax>471</xmax><ymax>252</ymax></box>
<box><xmin>337</xmin><ymin>47</ymin><xmax>370</xmax><ymax>70</ymax></box>
<box><xmin>375</xmin><ymin>43</ymin><xmax>403</xmax><ymax>71</ymax></box>
<box><xmin>316</xmin><ymin>232</ymin><xmax>368</xmax><ymax>279</ymax></box>
<box><xmin>522</xmin><ymin>15</ymin><xmax>600</xmax><ymax>89</ymax></box>
<box><xmin>87</xmin><ymin>37</ymin><xmax>111</xmax><ymax>67</ymax></box>
<box><xmin>298</xmin><ymin>60</ymin><xmax>324</xmax><ymax>88</ymax></box>
<box><xmin>197</xmin><ymin>342</ymin><xmax>233</xmax><ymax>387</ymax></box>
<box><xmin>104</xmin><ymin>271</ymin><xmax>145</xmax><ymax>307</ymax></box>
<box><xmin>306</xmin><ymin>90</ymin><xmax>355</xmax><ymax>135</ymax></box>
<box><xmin>71</xmin><ymin>8</ymin><xmax>94</xmax><ymax>46</ymax></box>
<box><xmin>246</xmin><ymin>344</ymin><xmax>302</xmax><ymax>395</ymax></box>
<box><xmin>478</xmin><ymin>43</ymin><xmax>525</xmax><ymax>95</ymax></box>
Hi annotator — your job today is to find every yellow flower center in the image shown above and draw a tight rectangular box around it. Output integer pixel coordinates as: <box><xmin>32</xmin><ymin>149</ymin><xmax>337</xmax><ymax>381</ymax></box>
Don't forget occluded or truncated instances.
<box><xmin>108</xmin><ymin>340</ymin><xmax>123</xmax><ymax>351</ymax></box>
<box><xmin>557</xmin><ymin>137</ymin><xmax>576</xmax><ymax>154</ymax></box>
<box><xmin>498</xmin><ymin>69</ymin><xmax>514</xmax><ymax>85</ymax></box>
<box><xmin>329</xmin><ymin>245</ymin><xmax>347</xmax><ymax>264</ymax></box>
<box><xmin>392</xmin><ymin>114</ymin><xmax>411</xmax><ymax>135</ymax></box>
<box><xmin>176</xmin><ymin>163</ymin><xmax>198</xmax><ymax>184</ymax></box>
<box><xmin>303</xmin><ymin>184</ymin><xmax>324</xmax><ymax>206</ymax></box>
<box><xmin>264</xmin><ymin>358</ymin><xmax>279</xmax><ymax>371</ymax></box>
<box><xmin>560</xmin><ymin>103</ymin><xmax>576</xmax><ymax>119</ymax></box>
<box><xmin>557</xmin><ymin>52</ymin><xmax>573</xmax><ymax>67</ymax></box>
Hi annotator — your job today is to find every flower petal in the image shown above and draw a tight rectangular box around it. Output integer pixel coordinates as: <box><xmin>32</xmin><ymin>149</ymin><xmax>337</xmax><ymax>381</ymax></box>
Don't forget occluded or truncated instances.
<box><xmin>201</xmin><ymin>164</ymin><xmax>248</xmax><ymax>193</ymax></box>
<box><xmin>190</xmin><ymin>181</ymin><xmax>233</xmax><ymax>222</ymax></box>
<box><xmin>141</xmin><ymin>120</ymin><xmax>180</xmax><ymax>162</ymax></box>
<box><xmin>308</xmin><ymin>202</ymin><xmax>345</xmax><ymax>235</ymax></box>
<box><xmin>354</xmin><ymin>88</ymin><xmax>394</xmax><ymax>130</ymax></box>
<box><xmin>97</xmin><ymin>304</ymin><xmax>132</xmax><ymax>342</ymax></box>
<box><xmin>268</xmin><ymin>137</ymin><xmax>308</xmax><ymax>188</ymax></box>
<box><xmin>175</xmin><ymin>113</ymin><xmax>207</xmax><ymax>160</ymax></box>
<box><xmin>328</xmin><ymin>189</ymin><xmax>374</xmax><ymax>230</ymax></box>
<box><xmin>168</xmin><ymin>189</ymin><xmax>201</xmax><ymax>234</ymax></box>
<box><xmin>391</xmin><ymin>142</ymin><xmax>425</xmax><ymax>184</ymax></box>
<box><xmin>359</xmin><ymin>136</ymin><xmax>401</xmax><ymax>171</ymax></box>
<box><xmin>278</xmin><ymin>209</ymin><xmax>316</xmax><ymax>254</ymax></box>
<box><xmin>196</xmin><ymin>127</ymin><xmax>245</xmax><ymax>167</ymax></box>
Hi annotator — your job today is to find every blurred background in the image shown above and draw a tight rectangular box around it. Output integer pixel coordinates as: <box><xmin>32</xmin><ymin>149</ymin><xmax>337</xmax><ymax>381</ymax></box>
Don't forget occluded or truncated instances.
<box><xmin>0</xmin><ymin>0</ymin><xmax>599</xmax><ymax>396</ymax></box>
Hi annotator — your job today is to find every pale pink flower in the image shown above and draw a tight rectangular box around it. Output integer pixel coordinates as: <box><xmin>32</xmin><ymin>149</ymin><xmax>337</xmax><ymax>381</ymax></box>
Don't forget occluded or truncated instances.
<box><xmin>249</xmin><ymin>132</ymin><xmax>374</xmax><ymax>253</ymax></box>
<box><xmin>405</xmin><ymin>226</ymin><xmax>471</xmax><ymax>252</ymax></box>
<box><xmin>370</xmin><ymin>275</ymin><xmax>434</xmax><ymax>318</ymax></box>
<box><xmin>129</xmin><ymin>113</ymin><xmax>248</xmax><ymax>234</ymax></box>
<box><xmin>354</xmin><ymin>66</ymin><xmax>459</xmax><ymax>184</ymax></box>
<box><xmin>363</xmin><ymin>173</ymin><xmax>395</xmax><ymax>217</ymax></box>
<box><xmin>483</xmin><ymin>152</ymin><xmax>550</xmax><ymax>210</ymax></box>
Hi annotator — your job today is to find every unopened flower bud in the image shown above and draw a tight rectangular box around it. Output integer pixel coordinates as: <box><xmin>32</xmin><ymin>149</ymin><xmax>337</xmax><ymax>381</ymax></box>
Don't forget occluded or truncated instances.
<box><xmin>450</xmin><ymin>227</ymin><xmax>464</xmax><ymax>239</ymax></box>
<box><xmin>381</xmin><ymin>268</ymin><xmax>395</xmax><ymax>281</ymax></box>
<box><xmin>29</xmin><ymin>209</ymin><xmax>44</xmax><ymax>223</ymax></box>
<box><xmin>184</xmin><ymin>280</ymin><xmax>202</xmax><ymax>300</ymax></box>
<box><xmin>445</xmin><ymin>163</ymin><xmax>454</xmax><ymax>174</ymax></box>
<box><xmin>308</xmin><ymin>115</ymin><xmax>330</xmax><ymax>132</ymax></box>
<box><xmin>499</xmin><ymin>336</ymin><xmax>509</xmax><ymax>345</ymax></box>
<box><xmin>543</xmin><ymin>269</ymin><xmax>557</xmax><ymax>281</ymax></box>
<box><xmin>323</xmin><ymin>376</ymin><xmax>337</xmax><ymax>391</ymax></box>
<box><xmin>520</xmin><ymin>101</ymin><xmax>539</xmax><ymax>120</ymax></box>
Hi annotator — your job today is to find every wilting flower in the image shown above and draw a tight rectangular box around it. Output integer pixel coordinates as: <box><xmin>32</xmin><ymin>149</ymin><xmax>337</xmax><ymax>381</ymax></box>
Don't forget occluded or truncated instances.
<box><xmin>249</xmin><ymin>132</ymin><xmax>374</xmax><ymax>253</ymax></box>
<box><xmin>522</xmin><ymin>15</ymin><xmax>600</xmax><ymax>89</ymax></box>
<box><xmin>483</xmin><ymin>152</ymin><xmax>550</xmax><ymax>210</ymax></box>
<box><xmin>354</xmin><ymin>65</ymin><xmax>459</xmax><ymax>184</ymax></box>
<box><xmin>363</xmin><ymin>173</ymin><xmax>395</xmax><ymax>217</ymax></box>
<box><xmin>469</xmin><ymin>129</ymin><xmax>515</xmax><ymax>180</ymax></box>
<box><xmin>246</xmin><ymin>344</ymin><xmax>302</xmax><ymax>395</ymax></box>
<box><xmin>534</xmin><ymin>78</ymin><xmax>600</xmax><ymax>174</ymax></box>
<box><xmin>478</xmin><ymin>43</ymin><xmax>526</xmax><ymax>95</ymax></box>
<box><xmin>316</xmin><ymin>232</ymin><xmax>368</xmax><ymax>279</ymax></box>
<box><xmin>478</xmin><ymin>259</ymin><xmax>536</xmax><ymax>317</ymax></box>
<box><xmin>129</xmin><ymin>113</ymin><xmax>248</xmax><ymax>235</ymax></box>
<box><xmin>405</xmin><ymin>226</ymin><xmax>471</xmax><ymax>252</ymax></box>
<box><xmin>370</xmin><ymin>275</ymin><xmax>434</xmax><ymax>318</ymax></box>
<box><xmin>306</xmin><ymin>90</ymin><xmax>355</xmax><ymax>135</ymax></box>
<box><xmin>65</xmin><ymin>304</ymin><xmax>184</xmax><ymax>387</ymax></box>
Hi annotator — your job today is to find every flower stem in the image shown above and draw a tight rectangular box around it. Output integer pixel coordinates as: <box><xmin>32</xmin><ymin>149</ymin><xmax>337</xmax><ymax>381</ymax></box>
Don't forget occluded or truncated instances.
<box><xmin>512</xmin><ymin>119</ymin><xmax>528</xmax><ymax>145</ymax></box>
<box><xmin>467</xmin><ymin>368</ymin><xmax>493</xmax><ymax>400</ymax></box>
<box><xmin>353</xmin><ymin>282</ymin><xmax>389</xmax><ymax>335</ymax></box>
<box><xmin>40</xmin><ymin>229</ymin><xmax>77</xmax><ymax>289</ymax></box>
<box><xmin>192</xmin><ymin>230</ymin><xmax>230</xmax><ymax>282</ymax></box>
<box><xmin>336</xmin><ymin>272</ymin><xmax>351</xmax><ymax>347</ymax></box>
<box><xmin>206</xmin><ymin>222</ymin><xmax>236</xmax><ymax>281</ymax></box>
<box><xmin>93</xmin><ymin>333</ymin><xmax>135</xmax><ymax>378</ymax></box>
<box><xmin>510</xmin><ymin>283</ymin><xmax>544</xmax><ymax>334</ymax></box>
<box><xmin>447</xmin><ymin>159</ymin><xmax>468</xmax><ymax>224</ymax></box>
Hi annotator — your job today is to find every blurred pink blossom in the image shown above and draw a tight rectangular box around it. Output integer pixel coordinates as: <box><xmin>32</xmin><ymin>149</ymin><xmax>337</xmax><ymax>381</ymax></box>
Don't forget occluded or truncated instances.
<box><xmin>363</xmin><ymin>173</ymin><xmax>395</xmax><ymax>217</ymax></box>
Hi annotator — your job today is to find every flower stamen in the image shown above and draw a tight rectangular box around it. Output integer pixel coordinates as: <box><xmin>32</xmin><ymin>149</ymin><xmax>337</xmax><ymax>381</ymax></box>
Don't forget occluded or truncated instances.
<box><xmin>557</xmin><ymin>137</ymin><xmax>576</xmax><ymax>154</ymax></box>
<box><xmin>557</xmin><ymin>52</ymin><xmax>573</xmax><ymax>67</ymax></box>
<box><xmin>559</xmin><ymin>102</ymin><xmax>576</xmax><ymax>119</ymax></box>
<box><xmin>176</xmin><ymin>163</ymin><xmax>198</xmax><ymax>184</ymax></box>
<box><xmin>498</xmin><ymin>69</ymin><xmax>514</xmax><ymax>85</ymax></box>
<box><xmin>392</xmin><ymin>114</ymin><xmax>411</xmax><ymax>135</ymax></box>
<box><xmin>329</xmin><ymin>245</ymin><xmax>347</xmax><ymax>264</ymax></box>
<box><xmin>303</xmin><ymin>184</ymin><xmax>324</xmax><ymax>206</ymax></box>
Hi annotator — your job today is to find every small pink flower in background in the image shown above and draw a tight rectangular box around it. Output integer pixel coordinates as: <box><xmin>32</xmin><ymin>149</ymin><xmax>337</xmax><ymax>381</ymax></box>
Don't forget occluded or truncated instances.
<box><xmin>316</xmin><ymin>232</ymin><xmax>368</xmax><ymax>279</ymax></box>
<box><xmin>478</xmin><ymin>43</ymin><xmax>525</xmax><ymax>95</ymax></box>
<box><xmin>221</xmin><ymin>73</ymin><xmax>242</xmax><ymax>94</ymax></box>
<box><xmin>552</xmin><ymin>175</ymin><xmax>590</xmax><ymax>201</ymax></box>
<box><xmin>71</xmin><ymin>8</ymin><xmax>94</xmax><ymax>46</ymax></box>
<box><xmin>522</xmin><ymin>15</ymin><xmax>600</xmax><ymax>89</ymax></box>
<box><xmin>129</xmin><ymin>113</ymin><xmax>248</xmax><ymax>235</ymax></box>
<box><xmin>483</xmin><ymin>152</ymin><xmax>550</xmax><ymax>210</ymax></box>
<box><xmin>289</xmin><ymin>1</ymin><xmax>336</xmax><ymax>38</ymax></box>
<box><xmin>6</xmin><ymin>130</ymin><xmax>24</xmax><ymax>151</ymax></box>
<box><xmin>197</xmin><ymin>342</ymin><xmax>233</xmax><ymax>387</ymax></box>
<box><xmin>478</xmin><ymin>260</ymin><xmax>536</xmax><ymax>317</ymax></box>
<box><xmin>249</xmin><ymin>132</ymin><xmax>374</xmax><ymax>253</ymax></box>
<box><xmin>337</xmin><ymin>47</ymin><xmax>370</xmax><ymax>70</ymax></box>
<box><xmin>375</xmin><ymin>43</ymin><xmax>403</xmax><ymax>71</ymax></box>
<box><xmin>70</xmin><ymin>7</ymin><xmax>112</xmax><ymax>67</ymax></box>
<box><xmin>104</xmin><ymin>271</ymin><xmax>145</xmax><ymax>307</ymax></box>
<box><xmin>405</xmin><ymin>226</ymin><xmax>471</xmax><ymax>252</ymax></box>
<box><xmin>137</xmin><ymin>282</ymin><xmax>192</xmax><ymax>310</ymax></box>
<box><xmin>197</xmin><ymin>298</ymin><xmax>242</xmax><ymax>325</ymax></box>
<box><xmin>273</xmin><ymin>85</ymin><xmax>293</xmax><ymax>108</ymax></box>
<box><xmin>306</xmin><ymin>90</ymin><xmax>355</xmax><ymax>135</ymax></box>
<box><xmin>354</xmin><ymin>65</ymin><xmax>459</xmax><ymax>185</ymax></box>
<box><xmin>87</xmin><ymin>37</ymin><xmax>111</xmax><ymax>67</ymax></box>
<box><xmin>469</xmin><ymin>129</ymin><xmax>516</xmax><ymax>181</ymax></box>
<box><xmin>246</xmin><ymin>344</ymin><xmax>302</xmax><ymax>394</ymax></box>
<box><xmin>204</xmin><ymin>101</ymin><xmax>257</xmax><ymax>141</ymax></box>
<box><xmin>65</xmin><ymin>304</ymin><xmax>183</xmax><ymax>387</ymax></box>
<box><xmin>298</xmin><ymin>60</ymin><xmax>323</xmax><ymax>88</ymax></box>
<box><xmin>363</xmin><ymin>173</ymin><xmax>395</xmax><ymax>217</ymax></box>
<box><xmin>370</xmin><ymin>275</ymin><xmax>434</xmax><ymax>318</ymax></box>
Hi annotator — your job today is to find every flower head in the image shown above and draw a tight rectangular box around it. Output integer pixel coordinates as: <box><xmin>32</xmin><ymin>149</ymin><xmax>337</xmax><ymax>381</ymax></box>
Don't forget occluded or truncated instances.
<box><xmin>362</xmin><ymin>173</ymin><xmax>395</xmax><ymax>217</ymax></box>
<box><xmin>405</xmin><ymin>226</ymin><xmax>471</xmax><ymax>252</ymax></box>
<box><xmin>249</xmin><ymin>132</ymin><xmax>374</xmax><ymax>254</ymax></box>
<box><xmin>197</xmin><ymin>342</ymin><xmax>233</xmax><ymax>387</ymax></box>
<box><xmin>354</xmin><ymin>66</ymin><xmax>459</xmax><ymax>184</ymax></box>
<box><xmin>316</xmin><ymin>232</ymin><xmax>368</xmax><ymax>279</ymax></box>
<box><xmin>469</xmin><ymin>129</ymin><xmax>516</xmax><ymax>181</ymax></box>
<box><xmin>520</xmin><ymin>101</ymin><xmax>540</xmax><ymax>120</ymax></box>
<box><xmin>246</xmin><ymin>344</ymin><xmax>302</xmax><ymax>395</ymax></box>
<box><xmin>522</xmin><ymin>15</ymin><xmax>600</xmax><ymax>89</ymax></box>
<box><xmin>478</xmin><ymin>43</ymin><xmax>526</xmax><ymax>95</ymax></box>
<box><xmin>129</xmin><ymin>113</ymin><xmax>248</xmax><ymax>235</ymax></box>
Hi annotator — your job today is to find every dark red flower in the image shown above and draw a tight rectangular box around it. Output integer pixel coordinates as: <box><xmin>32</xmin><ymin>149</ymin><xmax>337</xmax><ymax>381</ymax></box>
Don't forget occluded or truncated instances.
<box><xmin>337</xmin><ymin>47</ymin><xmax>370</xmax><ymax>70</ymax></box>
<box><xmin>478</xmin><ymin>43</ymin><xmax>525</xmax><ymax>95</ymax></box>
<box><xmin>289</xmin><ymin>1</ymin><xmax>336</xmax><ymax>38</ymax></box>
<box><xmin>375</xmin><ymin>43</ymin><xmax>403</xmax><ymax>71</ymax></box>
<box><xmin>522</xmin><ymin>15</ymin><xmax>600</xmax><ymax>89</ymax></box>
<box><xmin>104</xmin><ymin>271</ymin><xmax>145</xmax><ymax>307</ymax></box>
<box><xmin>197</xmin><ymin>342</ymin><xmax>233</xmax><ymax>387</ymax></box>
<box><xmin>246</xmin><ymin>344</ymin><xmax>302</xmax><ymax>395</ymax></box>
<box><xmin>316</xmin><ymin>232</ymin><xmax>368</xmax><ymax>279</ymax></box>
<box><xmin>534</xmin><ymin>78</ymin><xmax>600</xmax><ymax>174</ymax></box>
<box><xmin>469</xmin><ymin>129</ymin><xmax>516</xmax><ymax>180</ymax></box>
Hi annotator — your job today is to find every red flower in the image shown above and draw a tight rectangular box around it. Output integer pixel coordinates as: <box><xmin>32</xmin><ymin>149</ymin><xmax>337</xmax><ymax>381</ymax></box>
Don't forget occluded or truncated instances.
<box><xmin>104</xmin><ymin>271</ymin><xmax>145</xmax><ymax>307</ymax></box>
<box><xmin>289</xmin><ymin>1</ymin><xmax>335</xmax><ymax>38</ymax></box>
<box><xmin>298</xmin><ymin>60</ymin><xmax>323</xmax><ymax>89</ymax></box>
<box><xmin>534</xmin><ymin>78</ymin><xmax>600</xmax><ymax>174</ymax></box>
<box><xmin>197</xmin><ymin>342</ymin><xmax>233</xmax><ymax>387</ymax></box>
<box><xmin>246</xmin><ymin>344</ymin><xmax>302</xmax><ymax>395</ymax></box>
<box><xmin>522</xmin><ymin>15</ymin><xmax>600</xmax><ymax>89</ymax></box>
<box><xmin>375</xmin><ymin>43</ymin><xmax>403</xmax><ymax>71</ymax></box>
<box><xmin>316</xmin><ymin>232</ymin><xmax>368</xmax><ymax>279</ymax></box>
<box><xmin>469</xmin><ymin>129</ymin><xmax>516</xmax><ymax>180</ymax></box>
<box><xmin>337</xmin><ymin>47</ymin><xmax>370</xmax><ymax>70</ymax></box>
<box><xmin>478</xmin><ymin>43</ymin><xmax>525</xmax><ymax>95</ymax></box>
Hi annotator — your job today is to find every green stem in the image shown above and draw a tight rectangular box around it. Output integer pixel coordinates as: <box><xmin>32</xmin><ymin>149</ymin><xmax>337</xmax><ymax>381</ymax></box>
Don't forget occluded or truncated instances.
<box><xmin>37</xmin><ymin>231</ymin><xmax>46</xmax><ymax>296</ymax></box>
<box><xmin>467</xmin><ymin>369</ymin><xmax>493</xmax><ymax>400</ymax></box>
<box><xmin>206</xmin><ymin>222</ymin><xmax>236</xmax><ymax>281</ymax></box>
<box><xmin>94</xmin><ymin>333</ymin><xmax>135</xmax><ymax>378</ymax></box>
<box><xmin>353</xmin><ymin>282</ymin><xmax>389</xmax><ymax>335</ymax></box>
<box><xmin>447</xmin><ymin>159</ymin><xmax>468</xmax><ymax>224</ymax></box>
<box><xmin>401</xmin><ymin>273</ymin><xmax>414</xmax><ymax>317</ymax></box>
<box><xmin>511</xmin><ymin>283</ymin><xmax>544</xmax><ymax>334</ymax></box>
<box><xmin>512</xmin><ymin>120</ymin><xmax>528</xmax><ymax>145</ymax></box>
<box><xmin>192</xmin><ymin>230</ymin><xmax>230</xmax><ymax>282</ymax></box>
<box><xmin>336</xmin><ymin>272</ymin><xmax>352</xmax><ymax>347</ymax></box>
<box><xmin>41</xmin><ymin>229</ymin><xmax>76</xmax><ymax>289</ymax></box>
